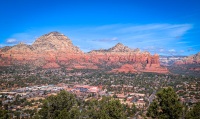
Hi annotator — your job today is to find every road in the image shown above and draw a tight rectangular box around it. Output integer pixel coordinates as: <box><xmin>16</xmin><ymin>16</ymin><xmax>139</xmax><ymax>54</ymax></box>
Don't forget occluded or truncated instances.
<box><xmin>147</xmin><ymin>90</ymin><xmax>156</xmax><ymax>109</ymax></box>
<box><xmin>132</xmin><ymin>90</ymin><xmax>156</xmax><ymax>119</ymax></box>
<box><xmin>149</xmin><ymin>91</ymin><xmax>156</xmax><ymax>103</ymax></box>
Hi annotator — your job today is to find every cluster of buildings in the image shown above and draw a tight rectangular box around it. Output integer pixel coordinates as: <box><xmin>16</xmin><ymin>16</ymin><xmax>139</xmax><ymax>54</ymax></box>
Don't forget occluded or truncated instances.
<box><xmin>108</xmin><ymin>92</ymin><xmax>146</xmax><ymax>108</ymax></box>
<box><xmin>176</xmin><ymin>81</ymin><xmax>200</xmax><ymax>104</ymax></box>
<box><xmin>1</xmin><ymin>83</ymin><xmax>149</xmax><ymax>111</ymax></box>
<box><xmin>0</xmin><ymin>85</ymin><xmax>64</xmax><ymax>105</ymax></box>
<box><xmin>0</xmin><ymin>84</ymin><xmax>104</xmax><ymax>105</ymax></box>
<box><xmin>64</xmin><ymin>84</ymin><xmax>106</xmax><ymax>99</ymax></box>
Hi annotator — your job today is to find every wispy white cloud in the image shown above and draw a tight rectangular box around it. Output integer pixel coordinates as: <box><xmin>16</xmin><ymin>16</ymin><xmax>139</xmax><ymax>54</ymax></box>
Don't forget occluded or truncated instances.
<box><xmin>159</xmin><ymin>49</ymin><xmax>165</xmax><ymax>52</ymax></box>
<box><xmin>3</xmin><ymin>23</ymin><xmax>194</xmax><ymax>55</ymax></box>
<box><xmin>94</xmin><ymin>24</ymin><xmax>122</xmax><ymax>31</ymax></box>
<box><xmin>111</xmin><ymin>24</ymin><xmax>192</xmax><ymax>37</ymax></box>
<box><xmin>5</xmin><ymin>32</ymin><xmax>36</xmax><ymax>45</ymax></box>
<box><xmin>61</xmin><ymin>23</ymin><xmax>194</xmax><ymax>55</ymax></box>
<box><xmin>72</xmin><ymin>23</ymin><xmax>192</xmax><ymax>42</ymax></box>
<box><xmin>0</xmin><ymin>44</ymin><xmax>4</xmax><ymax>47</ymax></box>
<box><xmin>168</xmin><ymin>24</ymin><xmax>192</xmax><ymax>37</ymax></box>
<box><xmin>93</xmin><ymin>37</ymin><xmax>118</xmax><ymax>42</ymax></box>
<box><xmin>176</xmin><ymin>41</ymin><xmax>190</xmax><ymax>44</ymax></box>
<box><xmin>169</xmin><ymin>49</ymin><xmax>176</xmax><ymax>52</ymax></box>
<box><xmin>6</xmin><ymin>38</ymin><xmax>17</xmax><ymax>44</ymax></box>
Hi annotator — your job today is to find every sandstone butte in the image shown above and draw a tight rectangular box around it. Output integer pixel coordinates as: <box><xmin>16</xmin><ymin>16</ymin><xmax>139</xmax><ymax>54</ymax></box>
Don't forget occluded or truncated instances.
<box><xmin>0</xmin><ymin>31</ymin><xmax>168</xmax><ymax>74</ymax></box>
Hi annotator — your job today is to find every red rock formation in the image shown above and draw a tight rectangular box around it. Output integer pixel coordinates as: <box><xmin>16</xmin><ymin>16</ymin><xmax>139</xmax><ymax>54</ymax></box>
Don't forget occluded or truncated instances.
<box><xmin>111</xmin><ymin>64</ymin><xmax>137</xmax><ymax>73</ymax></box>
<box><xmin>0</xmin><ymin>32</ymin><xmax>168</xmax><ymax>73</ymax></box>
<box><xmin>175</xmin><ymin>52</ymin><xmax>200</xmax><ymax>65</ymax></box>
<box><xmin>32</xmin><ymin>31</ymin><xmax>82</xmax><ymax>54</ymax></box>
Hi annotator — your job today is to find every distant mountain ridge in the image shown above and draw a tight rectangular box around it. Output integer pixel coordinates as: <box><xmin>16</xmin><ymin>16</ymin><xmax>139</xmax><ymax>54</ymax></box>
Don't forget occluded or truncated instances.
<box><xmin>159</xmin><ymin>55</ymin><xmax>187</xmax><ymax>66</ymax></box>
<box><xmin>0</xmin><ymin>31</ymin><xmax>168</xmax><ymax>74</ymax></box>
<box><xmin>90</xmin><ymin>43</ymin><xmax>140</xmax><ymax>53</ymax></box>
<box><xmin>167</xmin><ymin>52</ymin><xmax>200</xmax><ymax>77</ymax></box>
<box><xmin>175</xmin><ymin>52</ymin><xmax>200</xmax><ymax>65</ymax></box>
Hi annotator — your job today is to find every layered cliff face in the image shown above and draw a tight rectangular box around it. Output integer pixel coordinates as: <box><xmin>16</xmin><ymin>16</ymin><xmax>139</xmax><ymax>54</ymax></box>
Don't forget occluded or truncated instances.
<box><xmin>3</xmin><ymin>43</ymin><xmax>34</xmax><ymax>60</ymax></box>
<box><xmin>184</xmin><ymin>52</ymin><xmax>200</xmax><ymax>64</ymax></box>
<box><xmin>0</xmin><ymin>31</ymin><xmax>168</xmax><ymax>73</ymax></box>
<box><xmin>175</xmin><ymin>52</ymin><xmax>200</xmax><ymax>65</ymax></box>
<box><xmin>166</xmin><ymin>52</ymin><xmax>200</xmax><ymax>77</ymax></box>
<box><xmin>171</xmin><ymin>52</ymin><xmax>200</xmax><ymax>75</ymax></box>
<box><xmin>88</xmin><ymin>43</ymin><xmax>142</xmax><ymax>64</ymax></box>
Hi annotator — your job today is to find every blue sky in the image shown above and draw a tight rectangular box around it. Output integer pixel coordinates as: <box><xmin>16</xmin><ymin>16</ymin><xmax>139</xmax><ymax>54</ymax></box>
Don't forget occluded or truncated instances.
<box><xmin>0</xmin><ymin>0</ymin><xmax>200</xmax><ymax>56</ymax></box>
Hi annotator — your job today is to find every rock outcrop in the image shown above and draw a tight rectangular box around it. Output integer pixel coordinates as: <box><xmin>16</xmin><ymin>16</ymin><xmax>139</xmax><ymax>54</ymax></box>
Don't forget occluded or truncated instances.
<box><xmin>175</xmin><ymin>52</ymin><xmax>200</xmax><ymax>65</ymax></box>
<box><xmin>184</xmin><ymin>52</ymin><xmax>200</xmax><ymax>64</ymax></box>
<box><xmin>111</xmin><ymin>64</ymin><xmax>137</xmax><ymax>73</ymax></box>
<box><xmin>169</xmin><ymin>52</ymin><xmax>200</xmax><ymax>76</ymax></box>
<box><xmin>32</xmin><ymin>32</ymin><xmax>82</xmax><ymax>54</ymax></box>
<box><xmin>0</xmin><ymin>31</ymin><xmax>168</xmax><ymax>73</ymax></box>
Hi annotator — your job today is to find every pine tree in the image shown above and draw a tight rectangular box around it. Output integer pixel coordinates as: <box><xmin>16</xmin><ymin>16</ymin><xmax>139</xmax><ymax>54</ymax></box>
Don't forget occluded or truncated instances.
<box><xmin>186</xmin><ymin>102</ymin><xmax>200</xmax><ymax>119</ymax></box>
<box><xmin>147</xmin><ymin>87</ymin><xmax>183</xmax><ymax>119</ymax></box>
